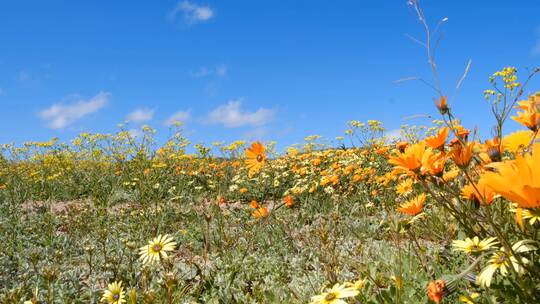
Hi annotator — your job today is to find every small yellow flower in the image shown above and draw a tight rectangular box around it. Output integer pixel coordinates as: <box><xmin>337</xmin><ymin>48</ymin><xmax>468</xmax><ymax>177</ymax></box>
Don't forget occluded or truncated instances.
<box><xmin>101</xmin><ymin>281</ymin><xmax>126</xmax><ymax>304</ymax></box>
<box><xmin>310</xmin><ymin>283</ymin><xmax>359</xmax><ymax>304</ymax></box>
<box><xmin>522</xmin><ymin>208</ymin><xmax>540</xmax><ymax>225</ymax></box>
<box><xmin>452</xmin><ymin>236</ymin><xmax>498</xmax><ymax>254</ymax></box>
<box><xmin>344</xmin><ymin>278</ymin><xmax>367</xmax><ymax>291</ymax></box>
<box><xmin>459</xmin><ymin>292</ymin><xmax>480</xmax><ymax>304</ymax></box>
<box><xmin>395</xmin><ymin>178</ymin><xmax>414</xmax><ymax>196</ymax></box>
<box><xmin>139</xmin><ymin>234</ymin><xmax>177</xmax><ymax>265</ymax></box>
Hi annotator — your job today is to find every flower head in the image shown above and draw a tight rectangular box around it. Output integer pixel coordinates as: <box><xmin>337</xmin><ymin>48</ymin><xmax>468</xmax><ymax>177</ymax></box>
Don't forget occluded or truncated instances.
<box><xmin>252</xmin><ymin>206</ymin><xmax>269</xmax><ymax>219</ymax></box>
<box><xmin>452</xmin><ymin>236</ymin><xmax>498</xmax><ymax>254</ymax></box>
<box><xmin>477</xmin><ymin>240</ymin><xmax>536</xmax><ymax>287</ymax></box>
<box><xmin>483</xmin><ymin>136</ymin><xmax>502</xmax><ymax>162</ymax></box>
<box><xmin>435</xmin><ymin>96</ymin><xmax>449</xmax><ymax>115</ymax></box>
<box><xmin>503</xmin><ymin>130</ymin><xmax>536</xmax><ymax>153</ymax></box>
<box><xmin>283</xmin><ymin>195</ymin><xmax>295</xmax><ymax>207</ymax></box>
<box><xmin>459</xmin><ymin>292</ymin><xmax>480</xmax><ymax>304</ymax></box>
<box><xmin>427</xmin><ymin>279</ymin><xmax>446</xmax><ymax>303</ymax></box>
<box><xmin>101</xmin><ymin>281</ymin><xmax>126</xmax><ymax>304</ymax></box>
<box><xmin>521</xmin><ymin>208</ymin><xmax>540</xmax><ymax>225</ymax></box>
<box><xmin>389</xmin><ymin>141</ymin><xmax>434</xmax><ymax>177</ymax></box>
<box><xmin>310</xmin><ymin>283</ymin><xmax>359</xmax><ymax>304</ymax></box>
<box><xmin>451</xmin><ymin>142</ymin><xmax>475</xmax><ymax>168</ymax></box>
<box><xmin>479</xmin><ymin>144</ymin><xmax>540</xmax><ymax>208</ymax></box>
<box><xmin>395</xmin><ymin>178</ymin><xmax>414</xmax><ymax>196</ymax></box>
<box><xmin>425</xmin><ymin>127</ymin><xmax>449</xmax><ymax>150</ymax></box>
<box><xmin>512</xmin><ymin>93</ymin><xmax>540</xmax><ymax>131</ymax></box>
<box><xmin>245</xmin><ymin>142</ymin><xmax>266</xmax><ymax>177</ymax></box>
<box><xmin>139</xmin><ymin>234</ymin><xmax>177</xmax><ymax>265</ymax></box>
<box><xmin>397</xmin><ymin>193</ymin><xmax>426</xmax><ymax>216</ymax></box>
<box><xmin>421</xmin><ymin>151</ymin><xmax>447</xmax><ymax>177</ymax></box>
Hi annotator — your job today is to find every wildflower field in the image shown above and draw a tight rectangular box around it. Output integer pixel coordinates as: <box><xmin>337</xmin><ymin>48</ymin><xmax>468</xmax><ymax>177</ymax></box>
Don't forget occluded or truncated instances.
<box><xmin>2</xmin><ymin>3</ymin><xmax>540</xmax><ymax>304</ymax></box>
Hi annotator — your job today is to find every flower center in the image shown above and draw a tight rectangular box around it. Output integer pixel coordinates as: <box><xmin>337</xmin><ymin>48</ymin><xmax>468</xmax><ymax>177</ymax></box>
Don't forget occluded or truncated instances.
<box><xmin>256</xmin><ymin>154</ymin><xmax>264</xmax><ymax>162</ymax></box>
<box><xmin>152</xmin><ymin>244</ymin><xmax>162</xmax><ymax>252</ymax></box>
<box><xmin>325</xmin><ymin>292</ymin><xmax>337</xmax><ymax>301</ymax></box>
<box><xmin>113</xmin><ymin>293</ymin><xmax>120</xmax><ymax>300</ymax></box>
<box><xmin>495</xmin><ymin>253</ymin><xmax>507</xmax><ymax>265</ymax></box>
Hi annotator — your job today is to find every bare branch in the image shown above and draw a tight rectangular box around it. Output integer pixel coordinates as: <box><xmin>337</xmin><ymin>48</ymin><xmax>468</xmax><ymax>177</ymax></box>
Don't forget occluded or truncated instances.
<box><xmin>456</xmin><ymin>60</ymin><xmax>472</xmax><ymax>90</ymax></box>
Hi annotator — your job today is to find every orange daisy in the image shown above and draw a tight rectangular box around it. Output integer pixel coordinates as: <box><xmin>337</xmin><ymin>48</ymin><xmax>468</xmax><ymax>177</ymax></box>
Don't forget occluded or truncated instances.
<box><xmin>389</xmin><ymin>141</ymin><xmax>432</xmax><ymax>177</ymax></box>
<box><xmin>421</xmin><ymin>151</ymin><xmax>447</xmax><ymax>177</ymax></box>
<box><xmin>512</xmin><ymin>93</ymin><xmax>540</xmax><ymax>131</ymax></box>
<box><xmin>397</xmin><ymin>193</ymin><xmax>426</xmax><ymax>216</ymax></box>
<box><xmin>450</xmin><ymin>142</ymin><xmax>475</xmax><ymax>168</ymax></box>
<box><xmin>427</xmin><ymin>279</ymin><xmax>446</xmax><ymax>304</ymax></box>
<box><xmin>479</xmin><ymin>143</ymin><xmax>540</xmax><ymax>208</ymax></box>
<box><xmin>252</xmin><ymin>206</ymin><xmax>269</xmax><ymax>219</ymax></box>
<box><xmin>283</xmin><ymin>195</ymin><xmax>295</xmax><ymax>207</ymax></box>
<box><xmin>425</xmin><ymin>127</ymin><xmax>449</xmax><ymax>150</ymax></box>
<box><xmin>483</xmin><ymin>137</ymin><xmax>503</xmax><ymax>162</ymax></box>
<box><xmin>434</xmin><ymin>96</ymin><xmax>449</xmax><ymax>115</ymax></box>
<box><xmin>245</xmin><ymin>142</ymin><xmax>266</xmax><ymax>177</ymax></box>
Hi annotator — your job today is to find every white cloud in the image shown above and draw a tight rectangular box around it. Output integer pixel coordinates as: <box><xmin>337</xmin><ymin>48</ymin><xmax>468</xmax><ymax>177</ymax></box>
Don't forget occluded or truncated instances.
<box><xmin>190</xmin><ymin>64</ymin><xmax>227</xmax><ymax>78</ymax></box>
<box><xmin>169</xmin><ymin>1</ymin><xmax>214</xmax><ymax>24</ymax></box>
<box><xmin>384</xmin><ymin>128</ymin><xmax>404</xmax><ymax>142</ymax></box>
<box><xmin>206</xmin><ymin>99</ymin><xmax>276</xmax><ymax>128</ymax></box>
<box><xmin>165</xmin><ymin>110</ymin><xmax>191</xmax><ymax>126</ymax></box>
<box><xmin>39</xmin><ymin>92</ymin><xmax>109</xmax><ymax>129</ymax></box>
<box><xmin>215</xmin><ymin>64</ymin><xmax>227</xmax><ymax>76</ymax></box>
<box><xmin>126</xmin><ymin>108</ymin><xmax>154</xmax><ymax>123</ymax></box>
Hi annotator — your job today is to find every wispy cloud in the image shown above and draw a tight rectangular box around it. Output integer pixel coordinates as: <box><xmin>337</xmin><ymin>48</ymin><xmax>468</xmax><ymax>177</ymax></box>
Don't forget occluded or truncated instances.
<box><xmin>190</xmin><ymin>64</ymin><xmax>227</xmax><ymax>78</ymax></box>
<box><xmin>206</xmin><ymin>99</ymin><xmax>276</xmax><ymax>128</ymax></box>
<box><xmin>533</xmin><ymin>26</ymin><xmax>540</xmax><ymax>56</ymax></box>
<box><xmin>126</xmin><ymin>108</ymin><xmax>154</xmax><ymax>123</ymax></box>
<box><xmin>18</xmin><ymin>71</ymin><xmax>30</xmax><ymax>82</ymax></box>
<box><xmin>39</xmin><ymin>92</ymin><xmax>109</xmax><ymax>129</ymax></box>
<box><xmin>165</xmin><ymin>110</ymin><xmax>191</xmax><ymax>126</ymax></box>
<box><xmin>169</xmin><ymin>1</ymin><xmax>214</xmax><ymax>25</ymax></box>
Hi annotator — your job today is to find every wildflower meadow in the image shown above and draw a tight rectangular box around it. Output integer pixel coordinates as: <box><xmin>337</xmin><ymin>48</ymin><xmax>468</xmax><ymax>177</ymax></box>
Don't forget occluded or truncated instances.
<box><xmin>1</xmin><ymin>1</ymin><xmax>540</xmax><ymax>303</ymax></box>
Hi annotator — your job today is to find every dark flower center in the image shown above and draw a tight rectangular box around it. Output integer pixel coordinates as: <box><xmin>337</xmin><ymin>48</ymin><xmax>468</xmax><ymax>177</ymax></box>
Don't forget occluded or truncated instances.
<box><xmin>325</xmin><ymin>292</ymin><xmax>337</xmax><ymax>301</ymax></box>
<box><xmin>153</xmin><ymin>244</ymin><xmax>162</xmax><ymax>252</ymax></box>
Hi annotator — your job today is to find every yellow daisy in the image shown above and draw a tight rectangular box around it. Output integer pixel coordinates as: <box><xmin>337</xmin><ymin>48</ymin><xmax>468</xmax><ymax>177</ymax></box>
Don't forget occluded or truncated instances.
<box><xmin>477</xmin><ymin>240</ymin><xmax>536</xmax><ymax>288</ymax></box>
<box><xmin>139</xmin><ymin>234</ymin><xmax>177</xmax><ymax>265</ymax></box>
<box><xmin>310</xmin><ymin>283</ymin><xmax>359</xmax><ymax>304</ymax></box>
<box><xmin>459</xmin><ymin>292</ymin><xmax>480</xmax><ymax>304</ymax></box>
<box><xmin>395</xmin><ymin>178</ymin><xmax>414</xmax><ymax>196</ymax></box>
<box><xmin>101</xmin><ymin>281</ymin><xmax>126</xmax><ymax>304</ymax></box>
<box><xmin>452</xmin><ymin>236</ymin><xmax>498</xmax><ymax>254</ymax></box>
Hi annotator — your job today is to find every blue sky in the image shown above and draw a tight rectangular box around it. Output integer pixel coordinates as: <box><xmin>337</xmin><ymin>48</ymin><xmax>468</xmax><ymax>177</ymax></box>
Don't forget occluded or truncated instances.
<box><xmin>1</xmin><ymin>0</ymin><xmax>539</xmax><ymax>150</ymax></box>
